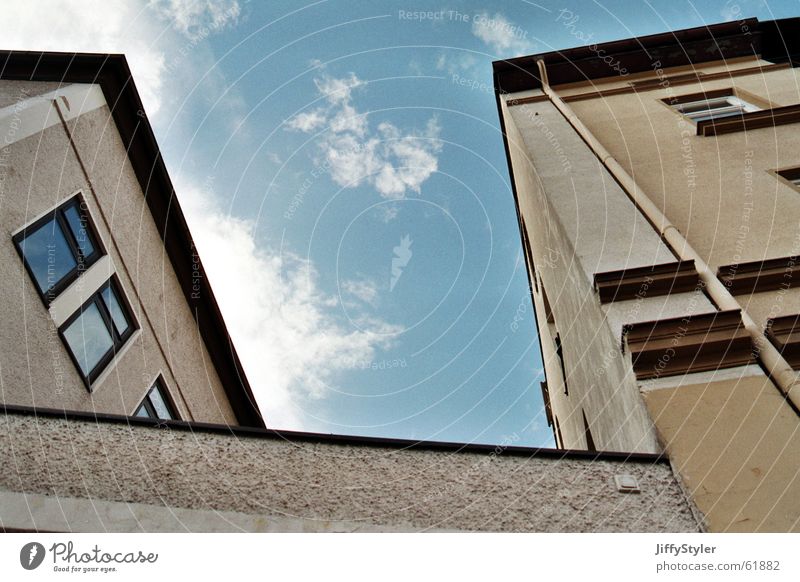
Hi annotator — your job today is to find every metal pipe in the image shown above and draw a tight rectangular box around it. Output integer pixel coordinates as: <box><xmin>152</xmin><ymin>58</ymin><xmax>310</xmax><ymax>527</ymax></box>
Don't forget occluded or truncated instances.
<box><xmin>535</xmin><ymin>59</ymin><xmax>800</xmax><ymax>410</ymax></box>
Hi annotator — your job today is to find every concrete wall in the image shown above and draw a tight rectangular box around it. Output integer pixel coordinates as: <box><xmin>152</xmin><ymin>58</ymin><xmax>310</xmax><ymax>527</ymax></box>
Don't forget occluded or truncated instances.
<box><xmin>0</xmin><ymin>81</ymin><xmax>236</xmax><ymax>424</ymax></box>
<box><xmin>0</xmin><ymin>413</ymin><xmax>700</xmax><ymax>532</ymax></box>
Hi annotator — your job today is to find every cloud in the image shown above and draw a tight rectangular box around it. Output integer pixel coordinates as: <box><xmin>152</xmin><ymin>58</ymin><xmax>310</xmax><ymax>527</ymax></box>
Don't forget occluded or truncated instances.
<box><xmin>147</xmin><ymin>0</ymin><xmax>241</xmax><ymax>39</ymax></box>
<box><xmin>0</xmin><ymin>0</ymin><xmax>167</xmax><ymax>115</ymax></box>
<box><xmin>341</xmin><ymin>278</ymin><xmax>380</xmax><ymax>307</ymax></box>
<box><xmin>435</xmin><ymin>52</ymin><xmax>478</xmax><ymax>75</ymax></box>
<box><xmin>286</xmin><ymin>74</ymin><xmax>442</xmax><ymax>200</ymax></box>
<box><xmin>374</xmin><ymin>204</ymin><xmax>400</xmax><ymax>223</ymax></box>
<box><xmin>2</xmin><ymin>0</ymin><xmax>385</xmax><ymax>431</ymax></box>
<box><xmin>0</xmin><ymin>1</ymin><xmax>247</xmax><ymax>117</ymax></box>
<box><xmin>178</xmin><ymin>178</ymin><xmax>401</xmax><ymax>429</ymax></box>
<box><xmin>471</xmin><ymin>12</ymin><xmax>535</xmax><ymax>56</ymax></box>
<box><xmin>285</xmin><ymin>110</ymin><xmax>327</xmax><ymax>133</ymax></box>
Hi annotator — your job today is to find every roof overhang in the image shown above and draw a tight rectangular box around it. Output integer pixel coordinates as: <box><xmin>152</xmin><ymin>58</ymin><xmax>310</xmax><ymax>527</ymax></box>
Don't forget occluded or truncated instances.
<box><xmin>0</xmin><ymin>50</ymin><xmax>265</xmax><ymax>428</ymax></box>
<box><xmin>493</xmin><ymin>17</ymin><xmax>800</xmax><ymax>94</ymax></box>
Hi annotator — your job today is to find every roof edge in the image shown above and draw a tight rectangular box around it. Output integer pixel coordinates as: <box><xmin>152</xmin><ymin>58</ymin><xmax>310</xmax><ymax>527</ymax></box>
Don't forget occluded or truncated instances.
<box><xmin>493</xmin><ymin>17</ymin><xmax>800</xmax><ymax>93</ymax></box>
<box><xmin>1</xmin><ymin>403</ymin><xmax>669</xmax><ymax>463</ymax></box>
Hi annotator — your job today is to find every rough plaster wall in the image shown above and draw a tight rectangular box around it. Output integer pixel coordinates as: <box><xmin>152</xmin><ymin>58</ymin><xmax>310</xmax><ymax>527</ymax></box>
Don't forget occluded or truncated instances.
<box><xmin>740</xmin><ymin>287</ymin><xmax>800</xmax><ymax>333</ymax></box>
<box><xmin>569</xmin><ymin>65</ymin><xmax>800</xmax><ymax>271</ymax></box>
<box><xmin>63</xmin><ymin>104</ymin><xmax>238</xmax><ymax>424</ymax></box>
<box><xmin>502</xmin><ymin>98</ymin><xmax>663</xmax><ymax>453</ymax></box>
<box><xmin>0</xmin><ymin>114</ymin><xmax>104</xmax><ymax>412</ymax></box>
<box><xmin>508</xmin><ymin>100</ymin><xmax>675</xmax><ymax>277</ymax></box>
<box><xmin>603</xmin><ymin>289</ymin><xmax>715</xmax><ymax>344</ymax></box>
<box><xmin>0</xmin><ymin>82</ymin><xmax>236</xmax><ymax>424</ymax></box>
<box><xmin>0</xmin><ymin>414</ymin><xmax>700</xmax><ymax>532</ymax></box>
<box><xmin>0</xmin><ymin>80</ymin><xmax>63</xmax><ymax>109</ymax></box>
<box><xmin>642</xmin><ymin>372</ymin><xmax>800</xmax><ymax>532</ymax></box>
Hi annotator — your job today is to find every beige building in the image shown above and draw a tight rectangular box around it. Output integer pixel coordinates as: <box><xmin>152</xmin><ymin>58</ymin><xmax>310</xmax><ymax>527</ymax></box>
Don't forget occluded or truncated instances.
<box><xmin>495</xmin><ymin>17</ymin><xmax>800</xmax><ymax>531</ymax></box>
<box><xmin>0</xmin><ymin>50</ymin><xmax>703</xmax><ymax>533</ymax></box>
<box><xmin>0</xmin><ymin>51</ymin><xmax>263</xmax><ymax>427</ymax></box>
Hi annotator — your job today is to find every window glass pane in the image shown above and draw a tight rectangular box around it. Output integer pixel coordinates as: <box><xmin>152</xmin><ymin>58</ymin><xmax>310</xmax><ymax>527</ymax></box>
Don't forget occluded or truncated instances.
<box><xmin>63</xmin><ymin>204</ymin><xmax>96</xmax><ymax>258</ymax></box>
<box><xmin>134</xmin><ymin>404</ymin><xmax>151</xmax><ymax>418</ymax></box>
<box><xmin>21</xmin><ymin>218</ymin><xmax>78</xmax><ymax>294</ymax></box>
<box><xmin>63</xmin><ymin>302</ymin><xmax>113</xmax><ymax>376</ymax></box>
<box><xmin>102</xmin><ymin>285</ymin><xmax>130</xmax><ymax>337</ymax></box>
<box><xmin>148</xmin><ymin>386</ymin><xmax>173</xmax><ymax>420</ymax></box>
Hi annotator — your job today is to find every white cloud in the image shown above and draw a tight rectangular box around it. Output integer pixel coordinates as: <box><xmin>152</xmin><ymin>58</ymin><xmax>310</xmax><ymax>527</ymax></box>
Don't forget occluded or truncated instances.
<box><xmin>285</xmin><ymin>110</ymin><xmax>327</xmax><ymax>133</ymax></box>
<box><xmin>375</xmin><ymin>204</ymin><xmax>400</xmax><ymax>223</ymax></box>
<box><xmin>471</xmin><ymin>12</ymin><xmax>535</xmax><ymax>56</ymax></box>
<box><xmin>0</xmin><ymin>0</ymin><xmax>167</xmax><ymax>114</ymax></box>
<box><xmin>1</xmin><ymin>1</ymin><xmax>402</xmax><ymax>430</ymax></box>
<box><xmin>342</xmin><ymin>279</ymin><xmax>380</xmax><ymax>307</ymax></box>
<box><xmin>147</xmin><ymin>0</ymin><xmax>241</xmax><ymax>39</ymax></box>
<box><xmin>435</xmin><ymin>52</ymin><xmax>478</xmax><ymax>74</ymax></box>
<box><xmin>0</xmin><ymin>1</ymin><xmax>247</xmax><ymax>117</ymax></box>
<box><xmin>178</xmin><ymin>178</ymin><xmax>401</xmax><ymax>430</ymax></box>
<box><xmin>286</xmin><ymin>74</ymin><xmax>442</xmax><ymax>200</ymax></box>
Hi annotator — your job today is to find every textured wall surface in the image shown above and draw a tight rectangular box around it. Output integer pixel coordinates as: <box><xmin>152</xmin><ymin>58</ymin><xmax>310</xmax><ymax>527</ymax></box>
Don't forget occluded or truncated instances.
<box><xmin>0</xmin><ymin>413</ymin><xmax>700</xmax><ymax>532</ymax></box>
<box><xmin>501</xmin><ymin>96</ymin><xmax>664</xmax><ymax>453</ymax></box>
<box><xmin>568</xmin><ymin>58</ymin><xmax>800</xmax><ymax>271</ymax></box>
<box><xmin>0</xmin><ymin>80</ymin><xmax>237</xmax><ymax>424</ymax></box>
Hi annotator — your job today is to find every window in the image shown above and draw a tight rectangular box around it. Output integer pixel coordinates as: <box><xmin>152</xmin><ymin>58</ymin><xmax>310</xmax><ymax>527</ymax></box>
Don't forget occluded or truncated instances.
<box><xmin>541</xmin><ymin>284</ymin><xmax>555</xmax><ymax>323</ymax></box>
<box><xmin>13</xmin><ymin>195</ymin><xmax>102</xmax><ymax>303</ymax></box>
<box><xmin>554</xmin><ymin>416</ymin><xmax>564</xmax><ymax>449</ymax></box>
<box><xmin>135</xmin><ymin>378</ymin><xmax>178</xmax><ymax>420</ymax></box>
<box><xmin>555</xmin><ymin>333</ymin><xmax>568</xmax><ymax>395</ymax></box>
<box><xmin>60</xmin><ymin>277</ymin><xmax>136</xmax><ymax>385</ymax></box>
<box><xmin>669</xmin><ymin>92</ymin><xmax>760</xmax><ymax>123</ymax></box>
<box><xmin>776</xmin><ymin>167</ymin><xmax>800</xmax><ymax>189</ymax></box>
<box><xmin>582</xmin><ymin>410</ymin><xmax>596</xmax><ymax>452</ymax></box>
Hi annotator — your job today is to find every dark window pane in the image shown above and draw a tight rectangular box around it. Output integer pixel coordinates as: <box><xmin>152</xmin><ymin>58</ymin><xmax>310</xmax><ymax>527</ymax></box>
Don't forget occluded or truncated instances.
<box><xmin>102</xmin><ymin>285</ymin><xmax>130</xmax><ymax>337</ymax></box>
<box><xmin>21</xmin><ymin>218</ymin><xmax>78</xmax><ymax>294</ymax></box>
<box><xmin>148</xmin><ymin>386</ymin><xmax>173</xmax><ymax>420</ymax></box>
<box><xmin>63</xmin><ymin>302</ymin><xmax>114</xmax><ymax>376</ymax></box>
<box><xmin>134</xmin><ymin>405</ymin><xmax>151</xmax><ymax>418</ymax></box>
<box><xmin>63</xmin><ymin>204</ymin><xmax>96</xmax><ymax>258</ymax></box>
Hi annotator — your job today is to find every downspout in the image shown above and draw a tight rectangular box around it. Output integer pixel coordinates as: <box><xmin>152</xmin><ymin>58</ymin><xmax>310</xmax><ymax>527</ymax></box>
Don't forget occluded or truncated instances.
<box><xmin>535</xmin><ymin>59</ymin><xmax>800</xmax><ymax>411</ymax></box>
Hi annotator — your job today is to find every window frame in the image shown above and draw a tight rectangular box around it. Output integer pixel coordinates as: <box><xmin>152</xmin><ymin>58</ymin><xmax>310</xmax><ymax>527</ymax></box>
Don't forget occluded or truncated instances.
<box><xmin>58</xmin><ymin>275</ymin><xmax>138</xmax><ymax>388</ymax></box>
<box><xmin>672</xmin><ymin>94</ymin><xmax>760</xmax><ymax>123</ymax></box>
<box><xmin>663</xmin><ymin>88</ymin><xmax>768</xmax><ymax>124</ymax></box>
<box><xmin>12</xmin><ymin>193</ymin><xmax>104</xmax><ymax>305</ymax></box>
<box><xmin>774</xmin><ymin>166</ymin><xmax>800</xmax><ymax>191</ymax></box>
<box><xmin>134</xmin><ymin>376</ymin><xmax>179</xmax><ymax>420</ymax></box>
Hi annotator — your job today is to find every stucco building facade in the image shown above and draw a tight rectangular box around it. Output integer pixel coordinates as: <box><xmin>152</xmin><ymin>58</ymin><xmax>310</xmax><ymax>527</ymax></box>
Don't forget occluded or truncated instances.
<box><xmin>0</xmin><ymin>51</ymin><xmax>263</xmax><ymax>427</ymax></box>
<box><xmin>0</xmin><ymin>49</ymin><xmax>703</xmax><ymax>533</ymax></box>
<box><xmin>495</xmin><ymin>18</ymin><xmax>800</xmax><ymax>531</ymax></box>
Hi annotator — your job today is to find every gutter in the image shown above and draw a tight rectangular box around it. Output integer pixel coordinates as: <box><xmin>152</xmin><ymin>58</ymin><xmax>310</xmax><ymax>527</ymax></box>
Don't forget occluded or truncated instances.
<box><xmin>533</xmin><ymin>58</ymin><xmax>800</xmax><ymax>413</ymax></box>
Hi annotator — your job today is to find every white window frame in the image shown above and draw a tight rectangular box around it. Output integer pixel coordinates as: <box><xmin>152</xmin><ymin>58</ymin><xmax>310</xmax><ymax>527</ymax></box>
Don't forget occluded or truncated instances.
<box><xmin>12</xmin><ymin>190</ymin><xmax>140</xmax><ymax>391</ymax></box>
<box><xmin>673</xmin><ymin>95</ymin><xmax>761</xmax><ymax>123</ymax></box>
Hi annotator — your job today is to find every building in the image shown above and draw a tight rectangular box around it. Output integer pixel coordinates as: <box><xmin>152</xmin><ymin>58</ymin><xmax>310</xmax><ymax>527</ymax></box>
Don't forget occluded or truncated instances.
<box><xmin>0</xmin><ymin>51</ymin><xmax>263</xmax><ymax>428</ymax></box>
<box><xmin>0</xmin><ymin>49</ymin><xmax>701</xmax><ymax>533</ymax></box>
<box><xmin>494</xmin><ymin>17</ymin><xmax>800</xmax><ymax>531</ymax></box>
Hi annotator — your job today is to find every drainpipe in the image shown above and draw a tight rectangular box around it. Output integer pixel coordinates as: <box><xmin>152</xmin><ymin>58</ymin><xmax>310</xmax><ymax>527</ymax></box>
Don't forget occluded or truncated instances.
<box><xmin>535</xmin><ymin>59</ymin><xmax>800</xmax><ymax>410</ymax></box>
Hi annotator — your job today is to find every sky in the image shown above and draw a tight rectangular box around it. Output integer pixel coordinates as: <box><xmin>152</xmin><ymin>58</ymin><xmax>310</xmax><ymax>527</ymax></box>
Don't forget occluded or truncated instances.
<box><xmin>2</xmin><ymin>0</ymin><xmax>797</xmax><ymax>447</ymax></box>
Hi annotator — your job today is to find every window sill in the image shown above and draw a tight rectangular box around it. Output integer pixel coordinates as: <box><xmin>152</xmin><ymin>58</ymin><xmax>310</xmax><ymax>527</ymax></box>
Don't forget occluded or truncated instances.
<box><xmin>696</xmin><ymin>104</ymin><xmax>800</xmax><ymax>136</ymax></box>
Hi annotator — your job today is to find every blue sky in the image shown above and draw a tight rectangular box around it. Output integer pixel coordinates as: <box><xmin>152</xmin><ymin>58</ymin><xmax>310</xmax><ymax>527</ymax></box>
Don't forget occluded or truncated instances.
<box><xmin>4</xmin><ymin>0</ymin><xmax>797</xmax><ymax>446</ymax></box>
